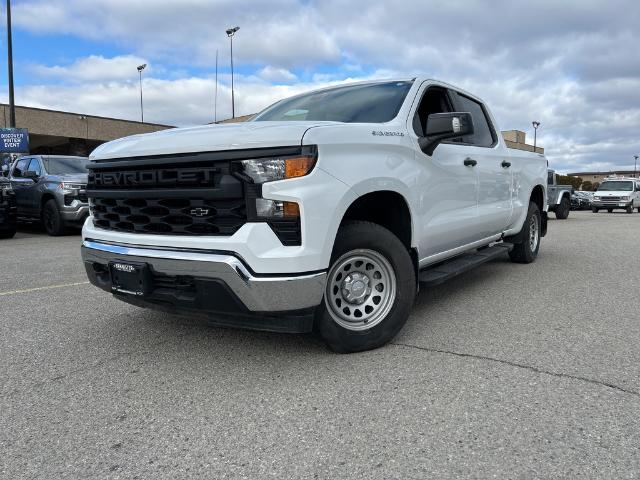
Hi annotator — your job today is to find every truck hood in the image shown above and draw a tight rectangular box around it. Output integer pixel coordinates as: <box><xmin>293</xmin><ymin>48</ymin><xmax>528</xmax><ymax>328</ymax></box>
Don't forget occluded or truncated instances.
<box><xmin>55</xmin><ymin>173</ymin><xmax>89</xmax><ymax>184</ymax></box>
<box><xmin>90</xmin><ymin>121</ymin><xmax>338</xmax><ymax>160</ymax></box>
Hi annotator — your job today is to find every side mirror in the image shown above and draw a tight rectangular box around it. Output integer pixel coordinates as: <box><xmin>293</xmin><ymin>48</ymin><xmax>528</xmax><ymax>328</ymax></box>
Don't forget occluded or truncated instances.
<box><xmin>24</xmin><ymin>170</ymin><xmax>39</xmax><ymax>180</ymax></box>
<box><xmin>418</xmin><ymin>112</ymin><xmax>474</xmax><ymax>156</ymax></box>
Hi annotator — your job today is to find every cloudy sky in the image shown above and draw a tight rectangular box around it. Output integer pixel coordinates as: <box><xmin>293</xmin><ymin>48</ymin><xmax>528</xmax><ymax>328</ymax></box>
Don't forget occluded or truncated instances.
<box><xmin>1</xmin><ymin>0</ymin><xmax>639</xmax><ymax>172</ymax></box>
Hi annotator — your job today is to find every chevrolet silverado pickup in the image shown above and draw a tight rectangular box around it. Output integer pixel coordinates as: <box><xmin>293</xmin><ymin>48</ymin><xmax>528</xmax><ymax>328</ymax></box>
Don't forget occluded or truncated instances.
<box><xmin>82</xmin><ymin>78</ymin><xmax>548</xmax><ymax>352</ymax></box>
<box><xmin>10</xmin><ymin>155</ymin><xmax>89</xmax><ymax>235</ymax></box>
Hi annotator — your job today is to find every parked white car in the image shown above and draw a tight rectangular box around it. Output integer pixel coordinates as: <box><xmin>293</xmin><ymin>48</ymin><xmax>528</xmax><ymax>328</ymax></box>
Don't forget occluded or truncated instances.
<box><xmin>81</xmin><ymin>78</ymin><xmax>548</xmax><ymax>352</ymax></box>
<box><xmin>592</xmin><ymin>177</ymin><xmax>640</xmax><ymax>213</ymax></box>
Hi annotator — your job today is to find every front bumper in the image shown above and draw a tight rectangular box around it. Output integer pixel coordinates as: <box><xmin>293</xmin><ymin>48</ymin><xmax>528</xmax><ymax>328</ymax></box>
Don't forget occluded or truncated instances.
<box><xmin>61</xmin><ymin>204</ymin><xmax>90</xmax><ymax>224</ymax></box>
<box><xmin>592</xmin><ymin>201</ymin><xmax>632</xmax><ymax>208</ymax></box>
<box><xmin>81</xmin><ymin>240</ymin><xmax>327</xmax><ymax>331</ymax></box>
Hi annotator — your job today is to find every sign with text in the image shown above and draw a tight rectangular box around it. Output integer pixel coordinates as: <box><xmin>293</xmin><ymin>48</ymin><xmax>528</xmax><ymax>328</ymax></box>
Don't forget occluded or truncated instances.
<box><xmin>0</xmin><ymin>128</ymin><xmax>29</xmax><ymax>153</ymax></box>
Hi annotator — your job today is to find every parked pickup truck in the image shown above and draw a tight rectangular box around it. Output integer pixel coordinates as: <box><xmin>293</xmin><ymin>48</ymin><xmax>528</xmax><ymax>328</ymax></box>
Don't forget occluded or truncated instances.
<box><xmin>82</xmin><ymin>78</ymin><xmax>548</xmax><ymax>352</ymax></box>
<box><xmin>546</xmin><ymin>169</ymin><xmax>573</xmax><ymax>219</ymax></box>
<box><xmin>9</xmin><ymin>155</ymin><xmax>89</xmax><ymax>235</ymax></box>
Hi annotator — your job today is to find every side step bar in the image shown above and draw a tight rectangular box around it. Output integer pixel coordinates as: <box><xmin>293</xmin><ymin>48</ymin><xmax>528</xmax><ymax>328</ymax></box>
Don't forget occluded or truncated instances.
<box><xmin>418</xmin><ymin>243</ymin><xmax>513</xmax><ymax>287</ymax></box>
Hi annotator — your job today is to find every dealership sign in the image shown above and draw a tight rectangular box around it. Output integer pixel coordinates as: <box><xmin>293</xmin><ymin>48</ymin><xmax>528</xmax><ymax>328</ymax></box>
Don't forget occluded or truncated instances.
<box><xmin>0</xmin><ymin>128</ymin><xmax>29</xmax><ymax>153</ymax></box>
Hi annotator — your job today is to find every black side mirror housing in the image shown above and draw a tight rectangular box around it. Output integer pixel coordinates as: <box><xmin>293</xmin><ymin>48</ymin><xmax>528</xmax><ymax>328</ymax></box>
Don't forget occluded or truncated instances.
<box><xmin>419</xmin><ymin>112</ymin><xmax>474</xmax><ymax>156</ymax></box>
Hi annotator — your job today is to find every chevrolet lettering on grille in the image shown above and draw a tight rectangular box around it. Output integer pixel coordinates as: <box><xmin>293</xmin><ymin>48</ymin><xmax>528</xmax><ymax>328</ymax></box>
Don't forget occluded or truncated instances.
<box><xmin>91</xmin><ymin>167</ymin><xmax>220</xmax><ymax>187</ymax></box>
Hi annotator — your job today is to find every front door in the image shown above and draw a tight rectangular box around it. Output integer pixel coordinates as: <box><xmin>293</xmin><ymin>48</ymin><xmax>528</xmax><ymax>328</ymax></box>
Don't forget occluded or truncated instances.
<box><xmin>409</xmin><ymin>85</ymin><xmax>480</xmax><ymax>259</ymax></box>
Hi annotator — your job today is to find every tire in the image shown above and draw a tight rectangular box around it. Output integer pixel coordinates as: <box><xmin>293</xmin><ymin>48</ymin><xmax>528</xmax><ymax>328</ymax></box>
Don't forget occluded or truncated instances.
<box><xmin>607</xmin><ymin>209</ymin><xmax>613</xmax><ymax>213</ymax></box>
<box><xmin>0</xmin><ymin>227</ymin><xmax>16</xmax><ymax>239</ymax></box>
<box><xmin>592</xmin><ymin>207</ymin><xmax>599</xmax><ymax>213</ymax></box>
<box><xmin>316</xmin><ymin>221</ymin><xmax>416</xmax><ymax>353</ymax></box>
<box><xmin>626</xmin><ymin>205</ymin><xmax>634</xmax><ymax>214</ymax></box>
<box><xmin>42</xmin><ymin>199</ymin><xmax>67</xmax><ymax>236</ymax></box>
<box><xmin>637</xmin><ymin>208</ymin><xmax>640</xmax><ymax>213</ymax></box>
<box><xmin>555</xmin><ymin>197</ymin><xmax>570</xmax><ymax>219</ymax></box>
<box><xmin>509</xmin><ymin>202</ymin><xmax>541</xmax><ymax>264</ymax></box>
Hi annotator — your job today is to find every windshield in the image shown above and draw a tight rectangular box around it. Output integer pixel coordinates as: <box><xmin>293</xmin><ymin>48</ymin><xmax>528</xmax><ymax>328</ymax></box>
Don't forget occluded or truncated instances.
<box><xmin>253</xmin><ymin>81</ymin><xmax>414</xmax><ymax>123</ymax></box>
<box><xmin>43</xmin><ymin>157</ymin><xmax>88</xmax><ymax>175</ymax></box>
<box><xmin>597</xmin><ymin>181</ymin><xmax>633</xmax><ymax>192</ymax></box>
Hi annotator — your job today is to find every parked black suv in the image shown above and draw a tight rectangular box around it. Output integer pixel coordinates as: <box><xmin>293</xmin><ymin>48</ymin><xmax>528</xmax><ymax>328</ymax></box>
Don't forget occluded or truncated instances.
<box><xmin>0</xmin><ymin>176</ymin><xmax>17</xmax><ymax>239</ymax></box>
<box><xmin>9</xmin><ymin>155</ymin><xmax>89</xmax><ymax>236</ymax></box>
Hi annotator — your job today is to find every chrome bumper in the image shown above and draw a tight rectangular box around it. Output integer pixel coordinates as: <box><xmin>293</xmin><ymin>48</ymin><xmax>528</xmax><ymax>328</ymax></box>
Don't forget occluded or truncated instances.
<box><xmin>81</xmin><ymin>240</ymin><xmax>326</xmax><ymax>312</ymax></box>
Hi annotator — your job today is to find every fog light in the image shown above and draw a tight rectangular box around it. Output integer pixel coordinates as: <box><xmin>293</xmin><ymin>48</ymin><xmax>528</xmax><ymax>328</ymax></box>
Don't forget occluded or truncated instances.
<box><xmin>255</xmin><ymin>199</ymin><xmax>299</xmax><ymax>218</ymax></box>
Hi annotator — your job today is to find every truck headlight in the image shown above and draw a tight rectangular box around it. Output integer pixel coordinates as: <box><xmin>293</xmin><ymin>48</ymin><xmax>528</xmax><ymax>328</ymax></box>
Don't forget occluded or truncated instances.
<box><xmin>237</xmin><ymin>154</ymin><xmax>316</xmax><ymax>184</ymax></box>
<box><xmin>621</xmin><ymin>196</ymin><xmax>630</xmax><ymax>201</ymax></box>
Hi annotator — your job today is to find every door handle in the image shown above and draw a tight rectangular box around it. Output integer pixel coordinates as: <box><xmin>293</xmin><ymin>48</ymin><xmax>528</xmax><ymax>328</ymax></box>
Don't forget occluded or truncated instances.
<box><xmin>464</xmin><ymin>158</ymin><xmax>477</xmax><ymax>167</ymax></box>
<box><xmin>501</xmin><ymin>161</ymin><xmax>512</xmax><ymax>168</ymax></box>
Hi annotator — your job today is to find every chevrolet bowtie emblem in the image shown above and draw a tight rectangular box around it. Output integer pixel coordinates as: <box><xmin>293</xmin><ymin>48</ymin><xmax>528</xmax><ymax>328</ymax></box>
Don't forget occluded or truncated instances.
<box><xmin>190</xmin><ymin>208</ymin><xmax>210</xmax><ymax>217</ymax></box>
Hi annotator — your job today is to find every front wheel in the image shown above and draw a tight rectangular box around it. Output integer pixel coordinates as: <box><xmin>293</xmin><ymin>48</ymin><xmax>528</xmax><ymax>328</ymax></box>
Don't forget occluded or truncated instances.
<box><xmin>607</xmin><ymin>209</ymin><xmax>613</xmax><ymax>213</ymax></box>
<box><xmin>592</xmin><ymin>207</ymin><xmax>599</xmax><ymax>213</ymax></box>
<box><xmin>42</xmin><ymin>199</ymin><xmax>67</xmax><ymax>236</ymax></box>
<box><xmin>509</xmin><ymin>202</ymin><xmax>541</xmax><ymax>264</ymax></box>
<box><xmin>626</xmin><ymin>205</ymin><xmax>634</xmax><ymax>214</ymax></box>
<box><xmin>555</xmin><ymin>197</ymin><xmax>570</xmax><ymax>219</ymax></box>
<box><xmin>316</xmin><ymin>221</ymin><xmax>416</xmax><ymax>353</ymax></box>
<box><xmin>0</xmin><ymin>227</ymin><xmax>16</xmax><ymax>239</ymax></box>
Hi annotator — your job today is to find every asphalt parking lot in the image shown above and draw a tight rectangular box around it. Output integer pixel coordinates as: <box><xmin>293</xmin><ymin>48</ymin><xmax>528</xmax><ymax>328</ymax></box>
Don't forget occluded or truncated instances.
<box><xmin>1</xmin><ymin>211</ymin><xmax>639</xmax><ymax>479</ymax></box>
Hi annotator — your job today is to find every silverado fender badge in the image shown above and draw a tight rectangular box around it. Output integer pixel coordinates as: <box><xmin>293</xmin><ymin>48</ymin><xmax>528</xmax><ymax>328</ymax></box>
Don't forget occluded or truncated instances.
<box><xmin>372</xmin><ymin>131</ymin><xmax>404</xmax><ymax>137</ymax></box>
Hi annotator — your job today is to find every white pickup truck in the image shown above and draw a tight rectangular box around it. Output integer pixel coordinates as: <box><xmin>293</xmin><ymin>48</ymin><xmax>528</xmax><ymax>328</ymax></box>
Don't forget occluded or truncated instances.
<box><xmin>82</xmin><ymin>78</ymin><xmax>548</xmax><ymax>352</ymax></box>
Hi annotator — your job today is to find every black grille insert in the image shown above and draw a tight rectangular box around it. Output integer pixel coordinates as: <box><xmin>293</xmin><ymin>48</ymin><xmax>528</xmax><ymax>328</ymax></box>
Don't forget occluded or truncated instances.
<box><xmin>92</xmin><ymin>197</ymin><xmax>246</xmax><ymax>235</ymax></box>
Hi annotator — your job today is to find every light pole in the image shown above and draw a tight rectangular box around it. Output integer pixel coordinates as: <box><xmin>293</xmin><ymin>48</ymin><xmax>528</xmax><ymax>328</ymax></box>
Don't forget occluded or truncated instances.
<box><xmin>6</xmin><ymin>0</ymin><xmax>16</xmax><ymax>127</ymax></box>
<box><xmin>226</xmin><ymin>26</ymin><xmax>239</xmax><ymax>119</ymax></box>
<box><xmin>532</xmin><ymin>121</ymin><xmax>540</xmax><ymax>152</ymax></box>
<box><xmin>137</xmin><ymin>64</ymin><xmax>147</xmax><ymax>123</ymax></box>
<box><xmin>634</xmin><ymin>155</ymin><xmax>638</xmax><ymax>178</ymax></box>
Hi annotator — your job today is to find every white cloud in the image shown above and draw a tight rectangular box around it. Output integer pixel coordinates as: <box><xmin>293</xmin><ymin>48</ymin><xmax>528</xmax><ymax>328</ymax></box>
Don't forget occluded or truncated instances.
<box><xmin>7</xmin><ymin>0</ymin><xmax>640</xmax><ymax>171</ymax></box>
<box><xmin>258</xmin><ymin>66</ymin><xmax>297</xmax><ymax>83</ymax></box>
<box><xmin>29</xmin><ymin>55</ymin><xmax>149</xmax><ymax>82</ymax></box>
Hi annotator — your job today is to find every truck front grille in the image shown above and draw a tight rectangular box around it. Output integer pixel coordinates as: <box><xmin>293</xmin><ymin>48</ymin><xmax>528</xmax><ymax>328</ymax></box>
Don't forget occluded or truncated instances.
<box><xmin>91</xmin><ymin>197</ymin><xmax>246</xmax><ymax>235</ymax></box>
<box><xmin>87</xmin><ymin>155</ymin><xmax>247</xmax><ymax>236</ymax></box>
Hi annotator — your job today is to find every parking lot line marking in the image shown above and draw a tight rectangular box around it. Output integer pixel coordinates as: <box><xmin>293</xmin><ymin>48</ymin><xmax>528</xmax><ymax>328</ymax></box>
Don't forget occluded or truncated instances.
<box><xmin>0</xmin><ymin>281</ymin><xmax>90</xmax><ymax>296</ymax></box>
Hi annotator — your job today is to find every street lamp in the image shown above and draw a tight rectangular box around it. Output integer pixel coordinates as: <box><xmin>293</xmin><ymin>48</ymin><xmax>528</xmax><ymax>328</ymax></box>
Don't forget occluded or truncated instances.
<box><xmin>137</xmin><ymin>64</ymin><xmax>147</xmax><ymax>123</ymax></box>
<box><xmin>6</xmin><ymin>0</ymin><xmax>16</xmax><ymax>127</ymax></box>
<box><xmin>532</xmin><ymin>121</ymin><xmax>541</xmax><ymax>152</ymax></box>
<box><xmin>226</xmin><ymin>26</ymin><xmax>240</xmax><ymax>119</ymax></box>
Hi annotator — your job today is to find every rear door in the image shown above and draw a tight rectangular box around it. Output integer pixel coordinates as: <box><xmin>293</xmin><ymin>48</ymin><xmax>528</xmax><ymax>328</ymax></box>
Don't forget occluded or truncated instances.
<box><xmin>449</xmin><ymin>91</ymin><xmax>513</xmax><ymax>238</ymax></box>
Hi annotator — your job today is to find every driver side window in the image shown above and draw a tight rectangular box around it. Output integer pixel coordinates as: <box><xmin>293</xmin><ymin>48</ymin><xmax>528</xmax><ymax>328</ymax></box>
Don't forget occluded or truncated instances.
<box><xmin>413</xmin><ymin>87</ymin><xmax>453</xmax><ymax>137</ymax></box>
<box><xmin>13</xmin><ymin>158</ymin><xmax>30</xmax><ymax>178</ymax></box>
<box><xmin>27</xmin><ymin>158</ymin><xmax>42</xmax><ymax>177</ymax></box>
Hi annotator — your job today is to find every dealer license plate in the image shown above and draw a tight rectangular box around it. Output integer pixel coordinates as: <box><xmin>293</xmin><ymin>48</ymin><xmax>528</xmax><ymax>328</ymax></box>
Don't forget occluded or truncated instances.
<box><xmin>109</xmin><ymin>261</ymin><xmax>152</xmax><ymax>296</ymax></box>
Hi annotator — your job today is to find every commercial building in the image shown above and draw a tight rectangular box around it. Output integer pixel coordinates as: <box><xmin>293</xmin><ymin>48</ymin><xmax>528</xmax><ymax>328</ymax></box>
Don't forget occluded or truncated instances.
<box><xmin>1</xmin><ymin>103</ymin><xmax>172</xmax><ymax>157</ymax></box>
<box><xmin>567</xmin><ymin>171</ymin><xmax>639</xmax><ymax>184</ymax></box>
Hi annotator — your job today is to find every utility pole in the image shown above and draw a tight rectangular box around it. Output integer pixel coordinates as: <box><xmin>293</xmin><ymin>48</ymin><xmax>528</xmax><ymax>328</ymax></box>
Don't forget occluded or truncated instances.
<box><xmin>226</xmin><ymin>26</ymin><xmax>239</xmax><ymax>118</ymax></box>
<box><xmin>634</xmin><ymin>155</ymin><xmax>638</xmax><ymax>178</ymax></box>
<box><xmin>137</xmin><ymin>64</ymin><xmax>147</xmax><ymax>123</ymax></box>
<box><xmin>6</xmin><ymin>0</ymin><xmax>16</xmax><ymax>127</ymax></box>
<box><xmin>532</xmin><ymin>121</ymin><xmax>541</xmax><ymax>152</ymax></box>
<box><xmin>214</xmin><ymin>49</ymin><xmax>218</xmax><ymax>123</ymax></box>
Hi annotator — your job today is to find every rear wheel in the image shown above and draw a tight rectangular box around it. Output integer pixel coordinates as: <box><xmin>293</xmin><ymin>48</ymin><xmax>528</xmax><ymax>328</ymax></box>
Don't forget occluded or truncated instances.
<box><xmin>42</xmin><ymin>199</ymin><xmax>67</xmax><ymax>236</ymax></box>
<box><xmin>316</xmin><ymin>221</ymin><xmax>416</xmax><ymax>353</ymax></box>
<box><xmin>509</xmin><ymin>202</ymin><xmax>541</xmax><ymax>264</ymax></box>
<box><xmin>555</xmin><ymin>197</ymin><xmax>570</xmax><ymax>219</ymax></box>
<box><xmin>592</xmin><ymin>207</ymin><xmax>599</xmax><ymax>213</ymax></box>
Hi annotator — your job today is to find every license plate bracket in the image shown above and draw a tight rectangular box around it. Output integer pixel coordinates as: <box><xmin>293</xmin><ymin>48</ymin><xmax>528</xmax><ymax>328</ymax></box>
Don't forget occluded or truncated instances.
<box><xmin>109</xmin><ymin>261</ymin><xmax>152</xmax><ymax>297</ymax></box>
